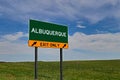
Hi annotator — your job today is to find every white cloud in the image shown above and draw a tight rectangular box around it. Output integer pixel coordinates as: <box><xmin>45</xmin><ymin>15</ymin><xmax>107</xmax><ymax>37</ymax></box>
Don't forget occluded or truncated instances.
<box><xmin>0</xmin><ymin>41</ymin><xmax>31</xmax><ymax>54</ymax></box>
<box><xmin>96</xmin><ymin>29</ymin><xmax>109</xmax><ymax>34</ymax></box>
<box><xmin>69</xmin><ymin>32</ymin><xmax>120</xmax><ymax>53</ymax></box>
<box><xmin>0</xmin><ymin>0</ymin><xmax>120</xmax><ymax>23</ymax></box>
<box><xmin>2</xmin><ymin>32</ymin><xmax>28</xmax><ymax>41</ymax></box>
<box><xmin>77</xmin><ymin>24</ymin><xmax>86</xmax><ymax>28</ymax></box>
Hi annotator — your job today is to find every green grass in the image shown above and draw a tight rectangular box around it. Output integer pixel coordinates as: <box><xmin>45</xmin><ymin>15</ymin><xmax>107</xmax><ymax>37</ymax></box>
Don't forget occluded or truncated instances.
<box><xmin>0</xmin><ymin>60</ymin><xmax>120</xmax><ymax>80</ymax></box>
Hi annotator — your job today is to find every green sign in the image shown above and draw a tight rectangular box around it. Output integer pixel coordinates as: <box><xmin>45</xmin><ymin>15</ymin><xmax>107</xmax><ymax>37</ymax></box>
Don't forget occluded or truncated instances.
<box><xmin>28</xmin><ymin>19</ymin><xmax>68</xmax><ymax>48</ymax></box>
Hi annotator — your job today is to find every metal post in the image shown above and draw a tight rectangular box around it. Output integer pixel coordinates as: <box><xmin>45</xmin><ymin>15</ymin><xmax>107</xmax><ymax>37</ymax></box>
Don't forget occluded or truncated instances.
<box><xmin>60</xmin><ymin>48</ymin><xmax>63</xmax><ymax>80</ymax></box>
<box><xmin>35</xmin><ymin>47</ymin><xmax>38</xmax><ymax>80</ymax></box>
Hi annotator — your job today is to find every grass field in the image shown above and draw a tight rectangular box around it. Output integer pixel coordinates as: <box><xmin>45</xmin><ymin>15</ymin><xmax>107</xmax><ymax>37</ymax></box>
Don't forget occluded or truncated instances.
<box><xmin>0</xmin><ymin>60</ymin><xmax>120</xmax><ymax>80</ymax></box>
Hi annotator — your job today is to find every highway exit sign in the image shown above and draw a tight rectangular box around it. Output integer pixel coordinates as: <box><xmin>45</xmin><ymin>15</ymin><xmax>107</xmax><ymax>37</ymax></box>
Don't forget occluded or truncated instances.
<box><xmin>28</xmin><ymin>19</ymin><xmax>68</xmax><ymax>49</ymax></box>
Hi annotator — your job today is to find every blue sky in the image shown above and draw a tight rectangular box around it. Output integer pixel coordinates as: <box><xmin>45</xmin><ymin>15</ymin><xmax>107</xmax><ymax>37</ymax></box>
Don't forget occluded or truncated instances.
<box><xmin>0</xmin><ymin>0</ymin><xmax>120</xmax><ymax>62</ymax></box>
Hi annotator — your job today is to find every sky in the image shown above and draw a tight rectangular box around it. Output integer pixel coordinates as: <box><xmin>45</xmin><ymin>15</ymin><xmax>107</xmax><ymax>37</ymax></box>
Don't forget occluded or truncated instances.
<box><xmin>0</xmin><ymin>0</ymin><xmax>120</xmax><ymax>62</ymax></box>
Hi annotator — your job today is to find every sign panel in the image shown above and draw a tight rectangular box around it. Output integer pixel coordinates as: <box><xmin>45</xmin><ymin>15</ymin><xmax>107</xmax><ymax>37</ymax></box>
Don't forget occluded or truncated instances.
<box><xmin>28</xmin><ymin>19</ymin><xmax>68</xmax><ymax>49</ymax></box>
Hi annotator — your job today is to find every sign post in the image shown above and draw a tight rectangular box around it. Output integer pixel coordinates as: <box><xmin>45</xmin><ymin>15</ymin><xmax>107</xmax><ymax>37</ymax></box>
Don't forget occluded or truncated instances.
<box><xmin>60</xmin><ymin>48</ymin><xmax>63</xmax><ymax>80</ymax></box>
<box><xmin>35</xmin><ymin>47</ymin><xmax>38</xmax><ymax>80</ymax></box>
<box><xmin>28</xmin><ymin>19</ymin><xmax>68</xmax><ymax>80</ymax></box>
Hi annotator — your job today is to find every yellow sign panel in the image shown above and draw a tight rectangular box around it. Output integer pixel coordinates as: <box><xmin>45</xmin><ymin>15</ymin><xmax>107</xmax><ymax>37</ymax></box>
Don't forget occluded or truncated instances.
<box><xmin>28</xmin><ymin>40</ymin><xmax>68</xmax><ymax>49</ymax></box>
